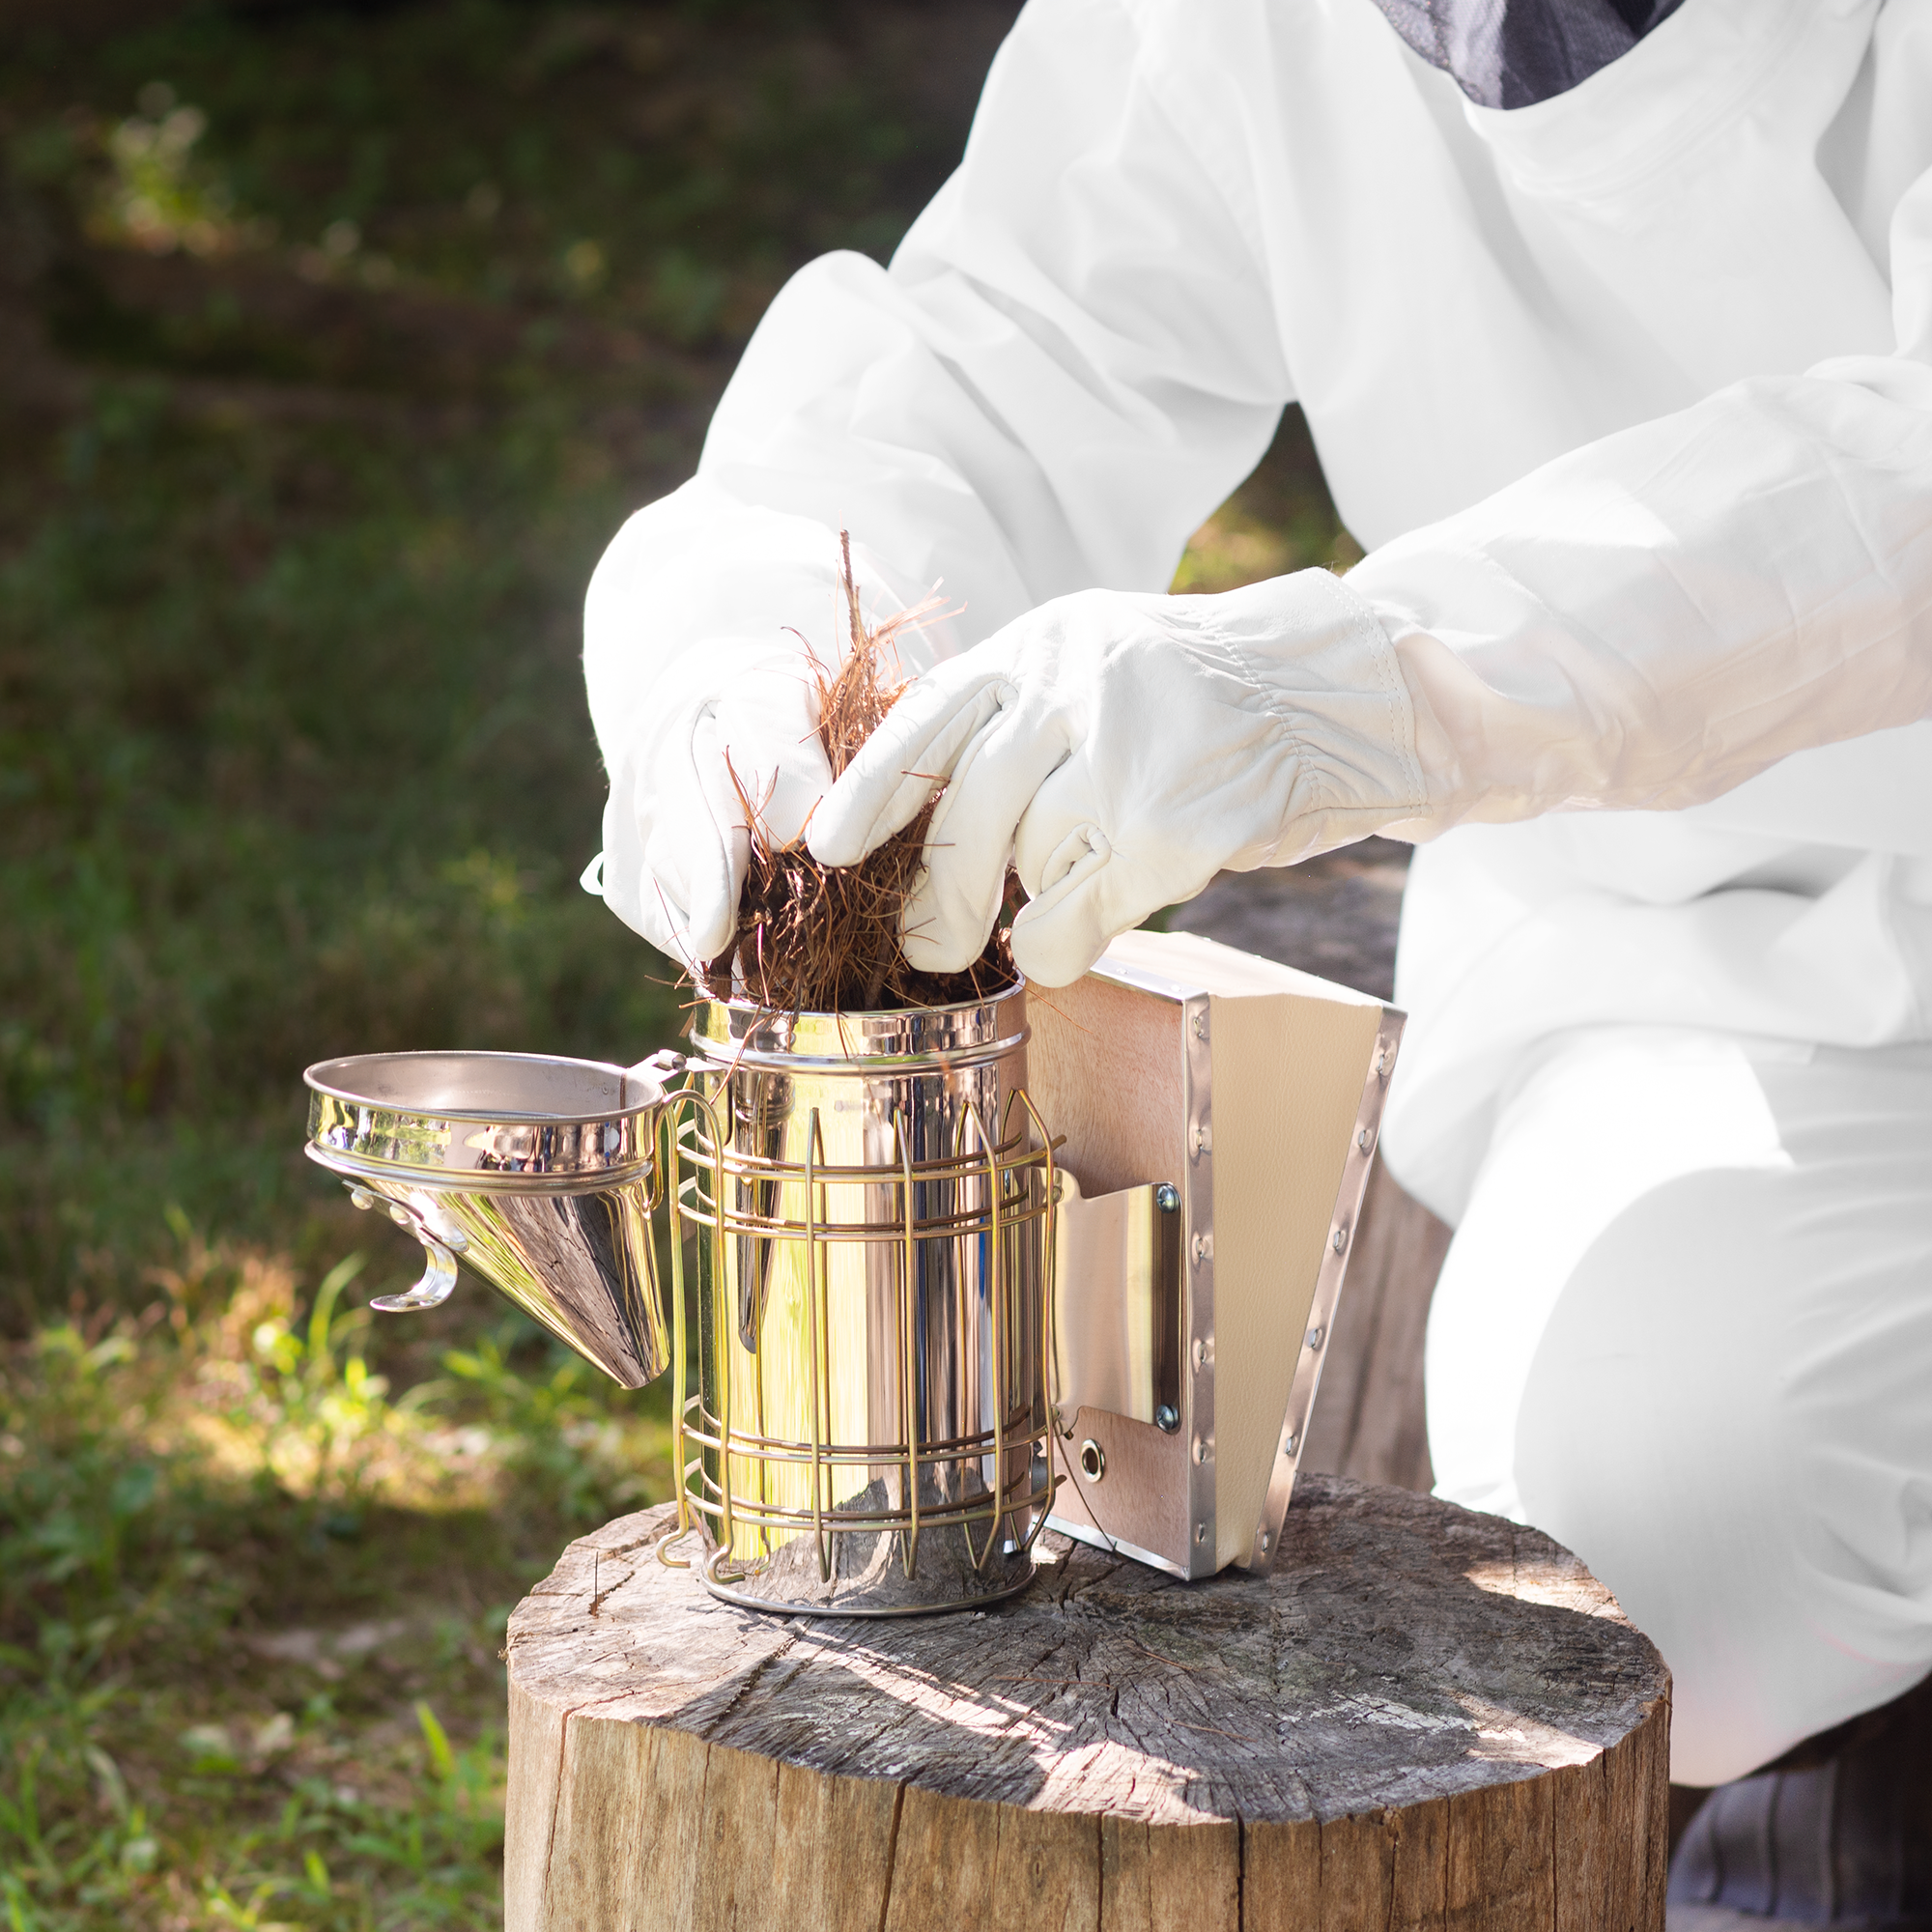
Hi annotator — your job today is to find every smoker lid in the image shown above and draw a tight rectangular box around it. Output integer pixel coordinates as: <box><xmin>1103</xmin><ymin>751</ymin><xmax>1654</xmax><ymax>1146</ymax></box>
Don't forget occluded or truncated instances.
<box><xmin>688</xmin><ymin>980</ymin><xmax>1030</xmax><ymax>1069</ymax></box>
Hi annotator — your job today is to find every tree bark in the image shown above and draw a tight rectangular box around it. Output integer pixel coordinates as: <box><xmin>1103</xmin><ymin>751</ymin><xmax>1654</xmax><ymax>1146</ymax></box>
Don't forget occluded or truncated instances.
<box><xmin>505</xmin><ymin>1475</ymin><xmax>1669</xmax><ymax>1930</ymax></box>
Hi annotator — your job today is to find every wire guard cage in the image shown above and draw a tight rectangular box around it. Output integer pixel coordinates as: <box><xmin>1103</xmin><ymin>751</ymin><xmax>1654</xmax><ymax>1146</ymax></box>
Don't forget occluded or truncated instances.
<box><xmin>659</xmin><ymin>984</ymin><xmax>1059</xmax><ymax>1616</ymax></box>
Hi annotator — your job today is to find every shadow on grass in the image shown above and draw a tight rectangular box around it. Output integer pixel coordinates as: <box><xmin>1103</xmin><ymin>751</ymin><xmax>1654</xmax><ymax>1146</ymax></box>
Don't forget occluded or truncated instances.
<box><xmin>0</xmin><ymin>1222</ymin><xmax>675</xmax><ymax>1927</ymax></box>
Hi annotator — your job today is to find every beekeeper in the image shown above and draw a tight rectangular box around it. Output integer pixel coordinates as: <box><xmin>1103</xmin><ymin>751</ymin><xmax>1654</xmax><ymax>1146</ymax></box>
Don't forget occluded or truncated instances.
<box><xmin>583</xmin><ymin>0</ymin><xmax>1932</xmax><ymax>1880</ymax></box>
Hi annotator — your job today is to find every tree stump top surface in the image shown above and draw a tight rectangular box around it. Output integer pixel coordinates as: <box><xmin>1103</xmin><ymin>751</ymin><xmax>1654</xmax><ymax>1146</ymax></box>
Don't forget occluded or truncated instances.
<box><xmin>506</xmin><ymin>1476</ymin><xmax>1666</xmax><ymax>1829</ymax></box>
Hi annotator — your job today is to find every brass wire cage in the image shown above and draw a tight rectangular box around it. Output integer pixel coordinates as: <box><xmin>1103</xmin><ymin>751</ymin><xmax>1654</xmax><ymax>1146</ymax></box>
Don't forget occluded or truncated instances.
<box><xmin>657</xmin><ymin>1073</ymin><xmax>1060</xmax><ymax>1617</ymax></box>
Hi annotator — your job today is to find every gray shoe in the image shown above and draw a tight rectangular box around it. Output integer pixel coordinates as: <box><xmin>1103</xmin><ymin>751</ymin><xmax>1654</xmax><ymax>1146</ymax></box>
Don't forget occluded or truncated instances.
<box><xmin>1670</xmin><ymin>1909</ymin><xmax>1823</xmax><ymax>1932</ymax></box>
<box><xmin>1667</xmin><ymin>1678</ymin><xmax>1932</xmax><ymax>1928</ymax></box>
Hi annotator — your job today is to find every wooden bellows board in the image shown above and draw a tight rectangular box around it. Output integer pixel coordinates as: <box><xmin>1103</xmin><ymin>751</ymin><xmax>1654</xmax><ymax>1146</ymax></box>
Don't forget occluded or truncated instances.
<box><xmin>1029</xmin><ymin>928</ymin><xmax>1400</xmax><ymax>1577</ymax></box>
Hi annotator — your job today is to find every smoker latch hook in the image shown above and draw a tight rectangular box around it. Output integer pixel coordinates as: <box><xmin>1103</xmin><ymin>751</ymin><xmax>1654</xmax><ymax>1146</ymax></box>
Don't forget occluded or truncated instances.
<box><xmin>623</xmin><ymin>1047</ymin><xmax>725</xmax><ymax>1101</ymax></box>
<box><xmin>342</xmin><ymin>1182</ymin><xmax>462</xmax><ymax>1312</ymax></box>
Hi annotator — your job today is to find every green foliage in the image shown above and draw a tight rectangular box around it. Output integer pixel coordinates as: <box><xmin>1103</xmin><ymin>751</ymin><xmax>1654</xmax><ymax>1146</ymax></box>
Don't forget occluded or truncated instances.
<box><xmin>8</xmin><ymin>0</ymin><xmax>985</xmax><ymax>367</ymax></box>
<box><xmin>0</xmin><ymin>1222</ymin><xmax>671</xmax><ymax>1928</ymax></box>
<box><xmin>0</xmin><ymin>0</ymin><xmax>1024</xmax><ymax>1919</ymax></box>
<box><xmin>0</xmin><ymin>0</ymin><xmax>1344</xmax><ymax>1921</ymax></box>
<box><xmin>440</xmin><ymin>1324</ymin><xmax>671</xmax><ymax>1529</ymax></box>
<box><xmin>0</xmin><ymin>372</ymin><xmax>690</xmax><ymax>1320</ymax></box>
<box><xmin>0</xmin><ymin>0</ymin><xmax>1019</xmax><ymax>1321</ymax></box>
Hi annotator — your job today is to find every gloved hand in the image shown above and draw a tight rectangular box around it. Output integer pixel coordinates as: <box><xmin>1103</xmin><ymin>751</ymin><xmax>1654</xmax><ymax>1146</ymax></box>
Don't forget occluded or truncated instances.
<box><xmin>808</xmin><ymin>570</ymin><xmax>1427</xmax><ymax>986</ymax></box>
<box><xmin>582</xmin><ymin>494</ymin><xmax>954</xmax><ymax>973</ymax></box>
<box><xmin>596</xmin><ymin>641</ymin><xmax>834</xmax><ymax>971</ymax></box>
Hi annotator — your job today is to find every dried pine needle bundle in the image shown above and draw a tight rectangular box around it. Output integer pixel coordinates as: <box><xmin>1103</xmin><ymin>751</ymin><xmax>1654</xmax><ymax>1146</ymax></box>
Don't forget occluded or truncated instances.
<box><xmin>701</xmin><ymin>534</ymin><xmax>1018</xmax><ymax>1014</ymax></box>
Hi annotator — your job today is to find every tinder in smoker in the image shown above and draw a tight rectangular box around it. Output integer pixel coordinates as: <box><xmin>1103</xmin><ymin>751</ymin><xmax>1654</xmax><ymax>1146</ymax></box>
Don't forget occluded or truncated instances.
<box><xmin>582</xmin><ymin>0</ymin><xmax>1932</xmax><ymax>1906</ymax></box>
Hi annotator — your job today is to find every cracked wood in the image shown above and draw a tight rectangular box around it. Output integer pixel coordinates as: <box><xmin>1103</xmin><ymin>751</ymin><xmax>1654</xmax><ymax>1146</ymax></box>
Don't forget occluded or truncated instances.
<box><xmin>503</xmin><ymin>1474</ymin><xmax>1669</xmax><ymax>1930</ymax></box>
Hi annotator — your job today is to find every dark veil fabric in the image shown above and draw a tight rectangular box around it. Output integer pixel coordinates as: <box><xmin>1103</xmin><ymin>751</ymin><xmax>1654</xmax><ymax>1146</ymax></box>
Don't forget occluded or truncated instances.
<box><xmin>1369</xmin><ymin>0</ymin><xmax>1686</xmax><ymax>107</ymax></box>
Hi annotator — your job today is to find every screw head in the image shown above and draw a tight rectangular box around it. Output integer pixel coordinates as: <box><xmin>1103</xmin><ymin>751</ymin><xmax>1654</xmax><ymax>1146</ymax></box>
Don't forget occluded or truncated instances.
<box><xmin>1154</xmin><ymin>1404</ymin><xmax>1180</xmax><ymax>1434</ymax></box>
<box><xmin>1357</xmin><ymin>1126</ymin><xmax>1375</xmax><ymax>1154</ymax></box>
<box><xmin>1331</xmin><ymin>1226</ymin><xmax>1348</xmax><ymax>1254</ymax></box>
<box><xmin>1154</xmin><ymin>1183</ymin><xmax>1179</xmax><ymax>1213</ymax></box>
<box><xmin>1260</xmin><ymin>1530</ymin><xmax>1272</xmax><ymax>1553</ymax></box>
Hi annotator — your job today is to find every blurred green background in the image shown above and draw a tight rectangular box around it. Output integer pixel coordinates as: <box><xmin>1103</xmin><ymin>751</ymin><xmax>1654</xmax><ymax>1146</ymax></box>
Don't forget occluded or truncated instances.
<box><xmin>0</xmin><ymin>3</ymin><xmax>1353</xmax><ymax>1922</ymax></box>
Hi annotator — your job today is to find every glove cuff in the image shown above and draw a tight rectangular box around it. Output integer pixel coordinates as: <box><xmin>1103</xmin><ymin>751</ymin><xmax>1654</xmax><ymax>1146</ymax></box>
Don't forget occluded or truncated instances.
<box><xmin>1202</xmin><ymin>567</ymin><xmax>1430</xmax><ymax>860</ymax></box>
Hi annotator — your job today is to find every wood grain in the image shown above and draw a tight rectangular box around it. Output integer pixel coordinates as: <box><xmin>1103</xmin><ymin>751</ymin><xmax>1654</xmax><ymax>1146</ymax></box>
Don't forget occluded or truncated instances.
<box><xmin>505</xmin><ymin>1478</ymin><xmax>1669</xmax><ymax>1929</ymax></box>
<box><xmin>1026</xmin><ymin>973</ymin><xmax>1185</xmax><ymax>1199</ymax></box>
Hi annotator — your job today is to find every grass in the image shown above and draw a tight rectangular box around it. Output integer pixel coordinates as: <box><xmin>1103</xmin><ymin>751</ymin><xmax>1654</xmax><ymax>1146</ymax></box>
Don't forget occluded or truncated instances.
<box><xmin>0</xmin><ymin>1222</ymin><xmax>674</xmax><ymax>1927</ymax></box>
<box><xmin>0</xmin><ymin>1</ymin><xmax>1353</xmax><ymax>1921</ymax></box>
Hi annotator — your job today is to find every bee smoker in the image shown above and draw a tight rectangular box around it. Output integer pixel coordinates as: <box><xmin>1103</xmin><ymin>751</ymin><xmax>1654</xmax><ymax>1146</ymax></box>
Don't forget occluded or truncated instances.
<box><xmin>303</xmin><ymin>933</ymin><xmax>1400</xmax><ymax>1613</ymax></box>
<box><xmin>303</xmin><ymin>981</ymin><xmax>1057</xmax><ymax>1616</ymax></box>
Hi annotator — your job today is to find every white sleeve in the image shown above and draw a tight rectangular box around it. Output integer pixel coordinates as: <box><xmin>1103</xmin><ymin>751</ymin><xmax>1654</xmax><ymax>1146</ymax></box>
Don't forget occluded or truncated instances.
<box><xmin>584</xmin><ymin>0</ymin><xmax>1288</xmax><ymax>775</ymax></box>
<box><xmin>1347</xmin><ymin>169</ymin><xmax>1932</xmax><ymax>843</ymax></box>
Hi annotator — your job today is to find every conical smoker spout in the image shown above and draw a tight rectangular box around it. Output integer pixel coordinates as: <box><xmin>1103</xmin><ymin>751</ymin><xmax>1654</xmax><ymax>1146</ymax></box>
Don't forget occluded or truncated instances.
<box><xmin>301</xmin><ymin>1047</ymin><xmax>680</xmax><ymax>1389</ymax></box>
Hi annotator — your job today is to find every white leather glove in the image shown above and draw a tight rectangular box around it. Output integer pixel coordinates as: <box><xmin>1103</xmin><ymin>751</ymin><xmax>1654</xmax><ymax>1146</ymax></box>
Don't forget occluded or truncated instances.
<box><xmin>808</xmin><ymin>570</ymin><xmax>1427</xmax><ymax>986</ymax></box>
<box><xmin>583</xmin><ymin>491</ymin><xmax>952</xmax><ymax>974</ymax></box>
<box><xmin>597</xmin><ymin>642</ymin><xmax>833</xmax><ymax>971</ymax></box>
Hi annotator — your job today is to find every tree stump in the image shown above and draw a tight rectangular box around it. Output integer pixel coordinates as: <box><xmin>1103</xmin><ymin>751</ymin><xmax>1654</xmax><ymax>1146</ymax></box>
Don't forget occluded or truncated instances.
<box><xmin>503</xmin><ymin>1475</ymin><xmax>1669</xmax><ymax>1930</ymax></box>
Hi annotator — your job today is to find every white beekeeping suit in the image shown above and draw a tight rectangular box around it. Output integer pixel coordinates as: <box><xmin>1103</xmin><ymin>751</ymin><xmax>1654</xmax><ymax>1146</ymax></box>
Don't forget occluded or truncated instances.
<box><xmin>585</xmin><ymin>0</ymin><xmax>1932</xmax><ymax>1788</ymax></box>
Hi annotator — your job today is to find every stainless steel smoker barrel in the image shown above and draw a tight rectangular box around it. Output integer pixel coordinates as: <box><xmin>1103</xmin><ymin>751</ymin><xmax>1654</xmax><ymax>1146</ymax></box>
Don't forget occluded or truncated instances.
<box><xmin>302</xmin><ymin>1049</ymin><xmax>675</xmax><ymax>1387</ymax></box>
<box><xmin>669</xmin><ymin>982</ymin><xmax>1056</xmax><ymax>1615</ymax></box>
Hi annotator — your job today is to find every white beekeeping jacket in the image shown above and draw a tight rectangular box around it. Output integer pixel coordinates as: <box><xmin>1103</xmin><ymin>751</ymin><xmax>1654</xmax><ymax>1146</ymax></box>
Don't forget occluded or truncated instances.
<box><xmin>584</xmin><ymin>0</ymin><xmax>1932</xmax><ymax>1225</ymax></box>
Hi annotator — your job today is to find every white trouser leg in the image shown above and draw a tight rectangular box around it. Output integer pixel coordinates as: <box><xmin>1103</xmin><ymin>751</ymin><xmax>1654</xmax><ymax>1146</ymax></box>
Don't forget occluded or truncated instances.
<box><xmin>1423</xmin><ymin>1028</ymin><xmax>1932</xmax><ymax>1787</ymax></box>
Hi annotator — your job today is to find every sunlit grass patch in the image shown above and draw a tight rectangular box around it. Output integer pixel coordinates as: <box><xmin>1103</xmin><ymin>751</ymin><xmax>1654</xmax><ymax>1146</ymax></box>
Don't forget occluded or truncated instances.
<box><xmin>1172</xmin><ymin>419</ymin><xmax>1365</xmax><ymax>595</ymax></box>
<box><xmin>0</xmin><ymin>1222</ymin><xmax>673</xmax><ymax>1928</ymax></box>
